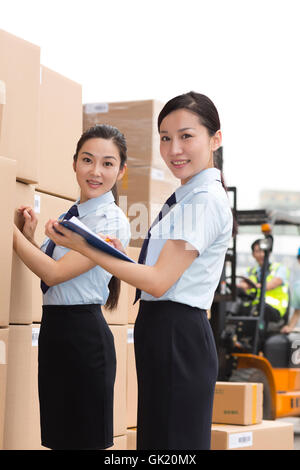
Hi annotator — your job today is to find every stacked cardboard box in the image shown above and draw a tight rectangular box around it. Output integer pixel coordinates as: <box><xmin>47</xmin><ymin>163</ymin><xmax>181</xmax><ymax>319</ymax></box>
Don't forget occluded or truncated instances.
<box><xmin>211</xmin><ymin>381</ymin><xmax>294</xmax><ymax>450</ymax></box>
<box><xmin>83</xmin><ymin>100</ymin><xmax>179</xmax><ymax>247</ymax></box>
<box><xmin>0</xmin><ymin>29</ymin><xmax>82</xmax><ymax>450</ymax></box>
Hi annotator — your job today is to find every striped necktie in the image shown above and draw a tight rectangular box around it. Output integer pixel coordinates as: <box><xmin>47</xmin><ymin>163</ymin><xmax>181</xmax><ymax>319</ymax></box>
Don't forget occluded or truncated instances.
<box><xmin>134</xmin><ymin>192</ymin><xmax>176</xmax><ymax>304</ymax></box>
<box><xmin>40</xmin><ymin>204</ymin><xmax>79</xmax><ymax>294</ymax></box>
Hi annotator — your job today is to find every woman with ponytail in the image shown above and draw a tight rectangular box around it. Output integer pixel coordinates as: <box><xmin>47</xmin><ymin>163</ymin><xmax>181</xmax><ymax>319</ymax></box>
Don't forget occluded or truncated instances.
<box><xmin>13</xmin><ymin>125</ymin><xmax>130</xmax><ymax>449</ymax></box>
<box><xmin>45</xmin><ymin>92</ymin><xmax>233</xmax><ymax>450</ymax></box>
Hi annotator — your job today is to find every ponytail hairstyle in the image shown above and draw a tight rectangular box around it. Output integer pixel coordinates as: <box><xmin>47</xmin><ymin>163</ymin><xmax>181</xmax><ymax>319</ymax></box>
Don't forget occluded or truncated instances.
<box><xmin>157</xmin><ymin>91</ymin><xmax>238</xmax><ymax>236</ymax></box>
<box><xmin>73</xmin><ymin>124</ymin><xmax>128</xmax><ymax>310</ymax></box>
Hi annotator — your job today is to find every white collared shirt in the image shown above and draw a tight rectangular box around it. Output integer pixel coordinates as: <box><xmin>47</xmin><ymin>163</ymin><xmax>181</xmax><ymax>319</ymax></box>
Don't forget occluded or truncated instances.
<box><xmin>41</xmin><ymin>191</ymin><xmax>131</xmax><ymax>306</ymax></box>
<box><xmin>141</xmin><ymin>168</ymin><xmax>233</xmax><ymax>309</ymax></box>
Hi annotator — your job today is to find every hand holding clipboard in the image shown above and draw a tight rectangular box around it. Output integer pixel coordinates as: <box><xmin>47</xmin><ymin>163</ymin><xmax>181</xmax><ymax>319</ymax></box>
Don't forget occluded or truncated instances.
<box><xmin>58</xmin><ymin>216</ymin><xmax>135</xmax><ymax>263</ymax></box>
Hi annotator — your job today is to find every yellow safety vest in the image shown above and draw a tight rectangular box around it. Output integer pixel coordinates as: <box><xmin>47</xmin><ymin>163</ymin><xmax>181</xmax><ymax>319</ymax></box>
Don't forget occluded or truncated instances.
<box><xmin>246</xmin><ymin>262</ymin><xmax>289</xmax><ymax>317</ymax></box>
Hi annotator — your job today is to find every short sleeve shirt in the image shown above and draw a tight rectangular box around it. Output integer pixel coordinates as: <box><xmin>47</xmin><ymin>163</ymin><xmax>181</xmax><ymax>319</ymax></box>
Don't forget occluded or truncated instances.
<box><xmin>140</xmin><ymin>168</ymin><xmax>233</xmax><ymax>309</ymax></box>
<box><xmin>41</xmin><ymin>191</ymin><xmax>131</xmax><ymax>306</ymax></box>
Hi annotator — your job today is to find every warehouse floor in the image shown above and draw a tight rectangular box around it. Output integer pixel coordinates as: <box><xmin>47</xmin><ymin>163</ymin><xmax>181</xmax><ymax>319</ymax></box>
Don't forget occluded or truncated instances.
<box><xmin>278</xmin><ymin>417</ymin><xmax>300</xmax><ymax>450</ymax></box>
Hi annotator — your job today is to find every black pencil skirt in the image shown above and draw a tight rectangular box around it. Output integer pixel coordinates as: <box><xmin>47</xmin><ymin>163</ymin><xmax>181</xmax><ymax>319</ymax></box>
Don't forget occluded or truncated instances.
<box><xmin>38</xmin><ymin>304</ymin><xmax>116</xmax><ymax>450</ymax></box>
<box><xmin>134</xmin><ymin>300</ymin><xmax>218</xmax><ymax>450</ymax></box>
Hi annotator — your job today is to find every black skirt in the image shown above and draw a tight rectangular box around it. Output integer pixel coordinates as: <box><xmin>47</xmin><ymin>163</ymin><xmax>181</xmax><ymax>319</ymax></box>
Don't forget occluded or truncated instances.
<box><xmin>134</xmin><ymin>300</ymin><xmax>218</xmax><ymax>450</ymax></box>
<box><xmin>38</xmin><ymin>304</ymin><xmax>116</xmax><ymax>450</ymax></box>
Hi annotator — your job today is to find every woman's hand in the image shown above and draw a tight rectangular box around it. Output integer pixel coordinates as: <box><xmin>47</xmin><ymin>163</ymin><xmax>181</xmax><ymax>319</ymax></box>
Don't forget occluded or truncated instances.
<box><xmin>100</xmin><ymin>234</ymin><xmax>126</xmax><ymax>254</ymax></box>
<box><xmin>45</xmin><ymin>219</ymin><xmax>87</xmax><ymax>253</ymax></box>
<box><xmin>17</xmin><ymin>206</ymin><xmax>38</xmax><ymax>242</ymax></box>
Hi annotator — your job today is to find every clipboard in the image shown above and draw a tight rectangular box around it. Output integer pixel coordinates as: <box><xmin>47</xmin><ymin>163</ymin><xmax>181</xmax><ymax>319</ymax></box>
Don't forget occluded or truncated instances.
<box><xmin>59</xmin><ymin>216</ymin><xmax>135</xmax><ymax>263</ymax></box>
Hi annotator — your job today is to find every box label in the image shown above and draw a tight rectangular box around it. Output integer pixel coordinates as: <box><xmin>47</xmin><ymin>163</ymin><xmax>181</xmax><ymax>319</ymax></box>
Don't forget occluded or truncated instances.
<box><xmin>151</xmin><ymin>168</ymin><xmax>165</xmax><ymax>181</ymax></box>
<box><xmin>32</xmin><ymin>327</ymin><xmax>40</xmax><ymax>346</ymax></box>
<box><xmin>229</xmin><ymin>431</ymin><xmax>253</xmax><ymax>449</ymax></box>
<box><xmin>34</xmin><ymin>194</ymin><xmax>41</xmax><ymax>214</ymax></box>
<box><xmin>0</xmin><ymin>340</ymin><xmax>6</xmax><ymax>364</ymax></box>
<box><xmin>127</xmin><ymin>328</ymin><xmax>134</xmax><ymax>344</ymax></box>
<box><xmin>84</xmin><ymin>103</ymin><xmax>109</xmax><ymax>114</ymax></box>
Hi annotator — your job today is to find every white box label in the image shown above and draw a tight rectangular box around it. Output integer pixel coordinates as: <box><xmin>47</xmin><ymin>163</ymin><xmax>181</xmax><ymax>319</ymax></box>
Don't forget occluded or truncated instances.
<box><xmin>229</xmin><ymin>431</ymin><xmax>253</xmax><ymax>449</ymax></box>
<box><xmin>127</xmin><ymin>328</ymin><xmax>134</xmax><ymax>344</ymax></box>
<box><xmin>34</xmin><ymin>194</ymin><xmax>41</xmax><ymax>214</ymax></box>
<box><xmin>32</xmin><ymin>327</ymin><xmax>40</xmax><ymax>347</ymax></box>
<box><xmin>0</xmin><ymin>340</ymin><xmax>6</xmax><ymax>365</ymax></box>
<box><xmin>84</xmin><ymin>103</ymin><xmax>109</xmax><ymax>114</ymax></box>
<box><xmin>151</xmin><ymin>168</ymin><xmax>165</xmax><ymax>181</ymax></box>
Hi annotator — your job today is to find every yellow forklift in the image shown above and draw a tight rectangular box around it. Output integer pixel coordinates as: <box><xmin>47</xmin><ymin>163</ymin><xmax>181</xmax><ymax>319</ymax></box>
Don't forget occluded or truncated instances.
<box><xmin>211</xmin><ymin>190</ymin><xmax>300</xmax><ymax>420</ymax></box>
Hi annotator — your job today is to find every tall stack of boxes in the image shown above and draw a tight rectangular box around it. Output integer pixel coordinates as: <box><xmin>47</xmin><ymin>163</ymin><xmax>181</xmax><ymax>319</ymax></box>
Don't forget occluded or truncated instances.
<box><xmin>0</xmin><ymin>29</ymin><xmax>82</xmax><ymax>450</ymax></box>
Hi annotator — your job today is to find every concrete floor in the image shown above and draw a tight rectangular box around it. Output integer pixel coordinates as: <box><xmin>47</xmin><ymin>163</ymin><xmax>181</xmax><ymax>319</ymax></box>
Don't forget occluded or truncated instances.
<box><xmin>277</xmin><ymin>417</ymin><xmax>300</xmax><ymax>450</ymax></box>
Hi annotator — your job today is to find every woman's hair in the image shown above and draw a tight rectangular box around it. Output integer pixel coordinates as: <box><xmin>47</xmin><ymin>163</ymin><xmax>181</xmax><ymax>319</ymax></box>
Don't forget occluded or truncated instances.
<box><xmin>158</xmin><ymin>91</ymin><xmax>238</xmax><ymax>236</ymax></box>
<box><xmin>74</xmin><ymin>124</ymin><xmax>128</xmax><ymax>310</ymax></box>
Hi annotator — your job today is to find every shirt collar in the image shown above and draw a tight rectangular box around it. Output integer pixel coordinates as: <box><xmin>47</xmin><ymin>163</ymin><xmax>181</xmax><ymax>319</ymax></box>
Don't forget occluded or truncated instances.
<box><xmin>175</xmin><ymin>168</ymin><xmax>221</xmax><ymax>202</ymax></box>
<box><xmin>75</xmin><ymin>190</ymin><xmax>115</xmax><ymax>217</ymax></box>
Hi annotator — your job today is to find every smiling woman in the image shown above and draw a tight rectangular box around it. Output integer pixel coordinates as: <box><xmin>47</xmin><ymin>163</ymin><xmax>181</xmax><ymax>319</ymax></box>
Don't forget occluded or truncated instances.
<box><xmin>12</xmin><ymin>124</ymin><xmax>130</xmax><ymax>450</ymax></box>
<box><xmin>73</xmin><ymin>125</ymin><xmax>127</xmax><ymax>203</ymax></box>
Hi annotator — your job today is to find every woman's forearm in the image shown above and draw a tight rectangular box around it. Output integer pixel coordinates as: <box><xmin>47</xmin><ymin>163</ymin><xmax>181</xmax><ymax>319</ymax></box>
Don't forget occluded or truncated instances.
<box><xmin>13</xmin><ymin>228</ymin><xmax>56</xmax><ymax>283</ymax></box>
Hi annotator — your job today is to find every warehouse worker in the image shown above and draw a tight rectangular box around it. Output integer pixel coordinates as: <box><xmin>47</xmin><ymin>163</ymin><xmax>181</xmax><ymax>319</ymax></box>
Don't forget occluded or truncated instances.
<box><xmin>281</xmin><ymin>248</ymin><xmax>300</xmax><ymax>333</ymax></box>
<box><xmin>13</xmin><ymin>125</ymin><xmax>130</xmax><ymax>450</ymax></box>
<box><xmin>45</xmin><ymin>91</ymin><xmax>233</xmax><ymax>450</ymax></box>
<box><xmin>238</xmin><ymin>239</ymin><xmax>289</xmax><ymax>325</ymax></box>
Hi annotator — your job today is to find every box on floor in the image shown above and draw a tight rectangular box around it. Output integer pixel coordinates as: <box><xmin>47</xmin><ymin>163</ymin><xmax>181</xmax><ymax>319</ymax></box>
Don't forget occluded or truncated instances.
<box><xmin>127</xmin><ymin>326</ymin><xmax>137</xmax><ymax>429</ymax></box>
<box><xmin>3</xmin><ymin>324</ymin><xmax>42</xmax><ymax>450</ymax></box>
<box><xmin>126</xmin><ymin>428</ymin><xmax>137</xmax><ymax>450</ymax></box>
<box><xmin>110</xmin><ymin>325</ymin><xmax>127</xmax><ymax>438</ymax></box>
<box><xmin>211</xmin><ymin>420</ymin><xmax>294</xmax><ymax>450</ymax></box>
<box><xmin>107</xmin><ymin>435</ymin><xmax>127</xmax><ymax>450</ymax></box>
<box><xmin>212</xmin><ymin>381</ymin><xmax>263</xmax><ymax>425</ymax></box>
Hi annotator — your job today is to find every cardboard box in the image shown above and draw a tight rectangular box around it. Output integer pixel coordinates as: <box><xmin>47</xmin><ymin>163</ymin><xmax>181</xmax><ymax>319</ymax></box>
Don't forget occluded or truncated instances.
<box><xmin>32</xmin><ymin>191</ymin><xmax>74</xmax><ymax>322</ymax></box>
<box><xmin>3</xmin><ymin>324</ymin><xmax>42</xmax><ymax>450</ymax></box>
<box><xmin>118</xmin><ymin>167</ymin><xmax>178</xmax><ymax>248</ymax></box>
<box><xmin>127</xmin><ymin>247</ymin><xmax>140</xmax><ymax>324</ymax></box>
<box><xmin>126</xmin><ymin>428</ymin><xmax>137</xmax><ymax>450</ymax></box>
<box><xmin>38</xmin><ymin>65</ymin><xmax>82</xmax><ymax>200</ymax></box>
<box><xmin>211</xmin><ymin>420</ymin><xmax>294</xmax><ymax>450</ymax></box>
<box><xmin>127</xmin><ymin>326</ymin><xmax>137</xmax><ymax>428</ymax></box>
<box><xmin>212</xmin><ymin>382</ymin><xmax>263</xmax><ymax>425</ymax></box>
<box><xmin>83</xmin><ymin>100</ymin><xmax>166</xmax><ymax>169</ymax></box>
<box><xmin>0</xmin><ymin>327</ymin><xmax>9</xmax><ymax>449</ymax></box>
<box><xmin>10</xmin><ymin>182</ymin><xmax>35</xmax><ymax>324</ymax></box>
<box><xmin>107</xmin><ymin>434</ymin><xmax>127</xmax><ymax>450</ymax></box>
<box><xmin>0</xmin><ymin>30</ymin><xmax>40</xmax><ymax>183</ymax></box>
<box><xmin>0</xmin><ymin>80</ymin><xmax>5</xmax><ymax>142</ymax></box>
<box><xmin>102</xmin><ymin>248</ymin><xmax>141</xmax><ymax>325</ymax></box>
<box><xmin>0</xmin><ymin>156</ymin><xmax>16</xmax><ymax>326</ymax></box>
<box><xmin>110</xmin><ymin>325</ymin><xmax>127</xmax><ymax>437</ymax></box>
<box><xmin>119</xmin><ymin>165</ymin><xmax>178</xmax><ymax>206</ymax></box>
<box><xmin>102</xmin><ymin>282</ymin><xmax>129</xmax><ymax>325</ymax></box>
